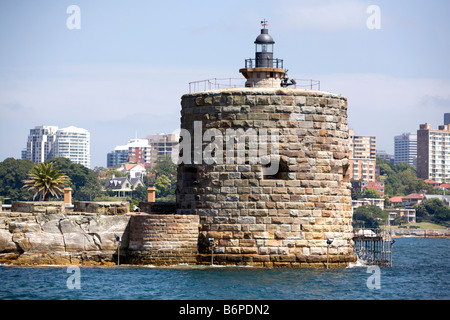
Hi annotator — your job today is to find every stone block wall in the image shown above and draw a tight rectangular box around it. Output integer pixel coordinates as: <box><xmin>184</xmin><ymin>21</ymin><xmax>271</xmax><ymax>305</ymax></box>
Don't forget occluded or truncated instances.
<box><xmin>11</xmin><ymin>201</ymin><xmax>65</xmax><ymax>214</ymax></box>
<box><xmin>177</xmin><ymin>87</ymin><xmax>356</xmax><ymax>267</ymax></box>
<box><xmin>392</xmin><ymin>228</ymin><xmax>450</xmax><ymax>238</ymax></box>
<box><xmin>73</xmin><ymin>201</ymin><xmax>129</xmax><ymax>215</ymax></box>
<box><xmin>127</xmin><ymin>214</ymin><xmax>199</xmax><ymax>266</ymax></box>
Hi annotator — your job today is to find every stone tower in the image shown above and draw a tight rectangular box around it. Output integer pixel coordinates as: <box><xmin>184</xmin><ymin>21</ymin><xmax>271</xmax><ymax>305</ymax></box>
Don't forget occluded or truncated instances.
<box><xmin>176</xmin><ymin>23</ymin><xmax>356</xmax><ymax>267</ymax></box>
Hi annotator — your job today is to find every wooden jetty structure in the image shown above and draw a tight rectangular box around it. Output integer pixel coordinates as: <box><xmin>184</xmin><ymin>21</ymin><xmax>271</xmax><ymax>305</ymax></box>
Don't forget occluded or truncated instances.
<box><xmin>352</xmin><ymin>228</ymin><xmax>395</xmax><ymax>267</ymax></box>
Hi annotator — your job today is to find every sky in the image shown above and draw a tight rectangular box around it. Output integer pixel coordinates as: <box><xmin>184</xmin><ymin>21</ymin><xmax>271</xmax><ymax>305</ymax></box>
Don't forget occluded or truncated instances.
<box><xmin>1</xmin><ymin>0</ymin><xmax>449</xmax><ymax>168</ymax></box>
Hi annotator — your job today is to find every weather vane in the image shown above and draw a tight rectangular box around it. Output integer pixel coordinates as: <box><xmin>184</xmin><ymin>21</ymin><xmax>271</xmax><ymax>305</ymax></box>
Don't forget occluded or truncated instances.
<box><xmin>260</xmin><ymin>19</ymin><xmax>268</xmax><ymax>29</ymax></box>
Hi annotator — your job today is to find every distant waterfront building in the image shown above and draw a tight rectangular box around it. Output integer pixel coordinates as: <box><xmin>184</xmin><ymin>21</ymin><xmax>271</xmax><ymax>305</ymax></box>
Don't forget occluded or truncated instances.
<box><xmin>417</xmin><ymin>122</ymin><xmax>450</xmax><ymax>183</ymax></box>
<box><xmin>25</xmin><ymin>125</ymin><xmax>58</xmax><ymax>163</ymax></box>
<box><xmin>107</xmin><ymin>139</ymin><xmax>152</xmax><ymax>168</ymax></box>
<box><xmin>54</xmin><ymin>126</ymin><xmax>91</xmax><ymax>168</ymax></box>
<box><xmin>394</xmin><ymin>132</ymin><xmax>417</xmax><ymax>168</ymax></box>
<box><xmin>386</xmin><ymin>209</ymin><xmax>416</xmax><ymax>224</ymax></box>
<box><xmin>104</xmin><ymin>177</ymin><xmax>135</xmax><ymax>197</ymax></box>
<box><xmin>107</xmin><ymin>134</ymin><xmax>179</xmax><ymax>168</ymax></box>
<box><xmin>106</xmin><ymin>145</ymin><xmax>129</xmax><ymax>168</ymax></box>
<box><xmin>120</xmin><ymin>163</ymin><xmax>147</xmax><ymax>179</ymax></box>
<box><xmin>352</xmin><ymin>198</ymin><xmax>385</xmax><ymax>212</ymax></box>
<box><xmin>146</xmin><ymin>133</ymin><xmax>179</xmax><ymax>167</ymax></box>
<box><xmin>376</xmin><ymin>150</ymin><xmax>394</xmax><ymax>163</ymax></box>
<box><xmin>126</xmin><ymin>139</ymin><xmax>152</xmax><ymax>164</ymax></box>
<box><xmin>351</xmin><ymin>180</ymin><xmax>385</xmax><ymax>197</ymax></box>
<box><xmin>349</xmin><ymin>129</ymin><xmax>377</xmax><ymax>182</ymax></box>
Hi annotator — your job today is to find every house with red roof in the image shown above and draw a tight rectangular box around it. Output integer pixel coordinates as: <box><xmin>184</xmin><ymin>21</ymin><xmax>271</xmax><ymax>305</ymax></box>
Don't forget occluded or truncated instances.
<box><xmin>434</xmin><ymin>184</ymin><xmax>450</xmax><ymax>191</ymax></box>
<box><xmin>389</xmin><ymin>196</ymin><xmax>403</xmax><ymax>205</ymax></box>
<box><xmin>401</xmin><ymin>193</ymin><xmax>425</xmax><ymax>207</ymax></box>
<box><xmin>118</xmin><ymin>163</ymin><xmax>147</xmax><ymax>179</ymax></box>
<box><xmin>424</xmin><ymin>179</ymin><xmax>440</xmax><ymax>187</ymax></box>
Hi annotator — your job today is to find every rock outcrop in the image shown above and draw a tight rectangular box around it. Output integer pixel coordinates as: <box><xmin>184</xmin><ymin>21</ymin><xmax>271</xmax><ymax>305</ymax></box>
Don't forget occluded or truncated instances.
<box><xmin>0</xmin><ymin>210</ymin><xmax>130</xmax><ymax>265</ymax></box>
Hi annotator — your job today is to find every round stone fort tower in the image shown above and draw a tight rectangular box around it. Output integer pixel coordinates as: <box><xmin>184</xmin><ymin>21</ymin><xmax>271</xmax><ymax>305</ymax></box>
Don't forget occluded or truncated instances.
<box><xmin>176</xmin><ymin>22</ymin><xmax>357</xmax><ymax>267</ymax></box>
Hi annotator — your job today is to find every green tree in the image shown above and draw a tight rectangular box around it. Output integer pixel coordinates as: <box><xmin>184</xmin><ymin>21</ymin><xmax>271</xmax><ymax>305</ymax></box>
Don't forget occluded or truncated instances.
<box><xmin>0</xmin><ymin>158</ymin><xmax>35</xmax><ymax>201</ymax></box>
<box><xmin>393</xmin><ymin>214</ymin><xmax>408</xmax><ymax>226</ymax></box>
<box><xmin>155</xmin><ymin>175</ymin><xmax>171</xmax><ymax>198</ymax></box>
<box><xmin>23</xmin><ymin>162</ymin><xmax>70</xmax><ymax>201</ymax></box>
<box><xmin>352</xmin><ymin>188</ymin><xmax>380</xmax><ymax>200</ymax></box>
<box><xmin>415</xmin><ymin>198</ymin><xmax>450</xmax><ymax>225</ymax></box>
<box><xmin>132</xmin><ymin>185</ymin><xmax>148</xmax><ymax>203</ymax></box>
<box><xmin>352</xmin><ymin>205</ymin><xmax>389</xmax><ymax>228</ymax></box>
<box><xmin>151</xmin><ymin>155</ymin><xmax>177</xmax><ymax>199</ymax></box>
<box><xmin>77</xmin><ymin>181</ymin><xmax>106</xmax><ymax>201</ymax></box>
<box><xmin>48</xmin><ymin>158</ymin><xmax>101</xmax><ymax>201</ymax></box>
<box><xmin>151</xmin><ymin>155</ymin><xmax>177</xmax><ymax>178</ymax></box>
<box><xmin>362</xmin><ymin>188</ymin><xmax>380</xmax><ymax>199</ymax></box>
<box><xmin>351</xmin><ymin>188</ymin><xmax>363</xmax><ymax>200</ymax></box>
<box><xmin>377</xmin><ymin>157</ymin><xmax>431</xmax><ymax>197</ymax></box>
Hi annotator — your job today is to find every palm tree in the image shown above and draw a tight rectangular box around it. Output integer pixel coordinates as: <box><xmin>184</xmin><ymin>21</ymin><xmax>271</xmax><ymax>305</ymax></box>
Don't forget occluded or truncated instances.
<box><xmin>23</xmin><ymin>162</ymin><xmax>70</xmax><ymax>201</ymax></box>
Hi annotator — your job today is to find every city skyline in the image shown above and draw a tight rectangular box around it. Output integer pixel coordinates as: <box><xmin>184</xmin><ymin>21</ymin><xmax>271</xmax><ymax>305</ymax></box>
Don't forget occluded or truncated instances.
<box><xmin>1</xmin><ymin>1</ymin><xmax>449</xmax><ymax>168</ymax></box>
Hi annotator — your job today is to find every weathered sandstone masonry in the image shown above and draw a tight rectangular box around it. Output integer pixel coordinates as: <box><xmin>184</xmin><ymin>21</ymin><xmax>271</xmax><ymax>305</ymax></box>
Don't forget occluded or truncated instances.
<box><xmin>11</xmin><ymin>201</ymin><xmax>66</xmax><ymax>215</ymax></box>
<box><xmin>74</xmin><ymin>201</ymin><xmax>129</xmax><ymax>215</ymax></box>
<box><xmin>126</xmin><ymin>213</ymin><xmax>199</xmax><ymax>266</ymax></box>
<box><xmin>0</xmin><ymin>202</ymin><xmax>200</xmax><ymax>266</ymax></box>
<box><xmin>177</xmin><ymin>87</ymin><xmax>357</xmax><ymax>267</ymax></box>
<box><xmin>391</xmin><ymin>228</ymin><xmax>450</xmax><ymax>238</ymax></box>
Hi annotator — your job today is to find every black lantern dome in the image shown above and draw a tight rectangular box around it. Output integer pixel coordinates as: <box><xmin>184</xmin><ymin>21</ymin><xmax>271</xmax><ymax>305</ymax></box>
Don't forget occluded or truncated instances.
<box><xmin>254</xmin><ymin>22</ymin><xmax>274</xmax><ymax>68</ymax></box>
<box><xmin>239</xmin><ymin>20</ymin><xmax>285</xmax><ymax>87</ymax></box>
<box><xmin>255</xmin><ymin>28</ymin><xmax>274</xmax><ymax>45</ymax></box>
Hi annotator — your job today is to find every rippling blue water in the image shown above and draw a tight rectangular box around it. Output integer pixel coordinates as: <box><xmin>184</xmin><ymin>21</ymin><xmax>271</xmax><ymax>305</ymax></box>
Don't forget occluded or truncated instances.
<box><xmin>0</xmin><ymin>238</ymin><xmax>448</xmax><ymax>300</ymax></box>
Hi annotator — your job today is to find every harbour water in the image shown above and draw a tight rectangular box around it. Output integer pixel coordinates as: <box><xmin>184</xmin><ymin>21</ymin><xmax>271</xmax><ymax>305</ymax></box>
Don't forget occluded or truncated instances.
<box><xmin>0</xmin><ymin>238</ymin><xmax>448</xmax><ymax>300</ymax></box>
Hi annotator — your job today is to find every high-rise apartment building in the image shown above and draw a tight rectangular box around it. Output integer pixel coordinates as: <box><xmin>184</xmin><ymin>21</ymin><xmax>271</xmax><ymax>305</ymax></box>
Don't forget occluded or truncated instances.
<box><xmin>417</xmin><ymin>122</ymin><xmax>450</xmax><ymax>183</ymax></box>
<box><xmin>394</xmin><ymin>132</ymin><xmax>417</xmax><ymax>168</ymax></box>
<box><xmin>25</xmin><ymin>125</ymin><xmax>91</xmax><ymax>168</ymax></box>
<box><xmin>25</xmin><ymin>125</ymin><xmax>58</xmax><ymax>163</ymax></box>
<box><xmin>349</xmin><ymin>129</ymin><xmax>377</xmax><ymax>182</ymax></box>
<box><xmin>54</xmin><ymin>126</ymin><xmax>91</xmax><ymax>168</ymax></box>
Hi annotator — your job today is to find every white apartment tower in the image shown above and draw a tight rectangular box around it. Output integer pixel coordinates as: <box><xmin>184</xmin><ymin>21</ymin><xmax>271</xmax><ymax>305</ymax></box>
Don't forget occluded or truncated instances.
<box><xmin>54</xmin><ymin>126</ymin><xmax>91</xmax><ymax>168</ymax></box>
<box><xmin>394</xmin><ymin>132</ymin><xmax>417</xmax><ymax>168</ymax></box>
<box><xmin>25</xmin><ymin>125</ymin><xmax>91</xmax><ymax>168</ymax></box>
<box><xmin>26</xmin><ymin>126</ymin><xmax>59</xmax><ymax>163</ymax></box>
